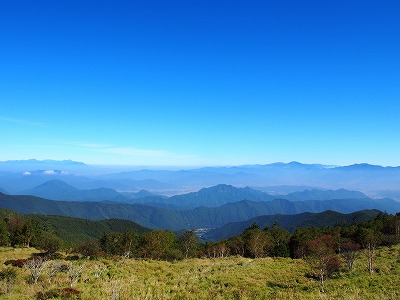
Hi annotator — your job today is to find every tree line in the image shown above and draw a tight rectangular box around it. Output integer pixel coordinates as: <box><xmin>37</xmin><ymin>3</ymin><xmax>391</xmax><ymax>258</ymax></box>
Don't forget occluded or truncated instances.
<box><xmin>2</xmin><ymin>212</ymin><xmax>400</xmax><ymax>269</ymax></box>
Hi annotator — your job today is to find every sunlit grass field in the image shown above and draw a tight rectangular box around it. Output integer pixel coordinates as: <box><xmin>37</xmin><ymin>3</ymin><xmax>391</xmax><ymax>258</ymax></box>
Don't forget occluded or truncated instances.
<box><xmin>0</xmin><ymin>245</ymin><xmax>400</xmax><ymax>299</ymax></box>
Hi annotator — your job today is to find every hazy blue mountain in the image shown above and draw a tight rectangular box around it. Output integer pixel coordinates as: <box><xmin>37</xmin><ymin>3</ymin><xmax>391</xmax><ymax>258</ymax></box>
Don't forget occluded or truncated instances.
<box><xmin>283</xmin><ymin>189</ymin><xmax>368</xmax><ymax>201</ymax></box>
<box><xmin>202</xmin><ymin>209</ymin><xmax>381</xmax><ymax>241</ymax></box>
<box><xmin>97</xmin><ymin>162</ymin><xmax>400</xmax><ymax>192</ymax></box>
<box><xmin>63</xmin><ymin>178</ymin><xmax>176</xmax><ymax>192</ymax></box>
<box><xmin>21</xmin><ymin>179</ymin><xmax>126</xmax><ymax>202</ymax></box>
<box><xmin>0</xmin><ymin>159</ymin><xmax>86</xmax><ymax>167</ymax></box>
<box><xmin>165</xmin><ymin>184</ymin><xmax>274</xmax><ymax>209</ymax></box>
<box><xmin>0</xmin><ymin>188</ymin><xmax>8</xmax><ymax>194</ymax></box>
<box><xmin>122</xmin><ymin>184</ymin><xmax>274</xmax><ymax>210</ymax></box>
<box><xmin>0</xmin><ymin>192</ymin><xmax>186</xmax><ymax>229</ymax></box>
<box><xmin>3</xmin><ymin>161</ymin><xmax>400</xmax><ymax>196</ymax></box>
<box><xmin>2</xmin><ymin>192</ymin><xmax>400</xmax><ymax>231</ymax></box>
<box><xmin>125</xmin><ymin>185</ymin><xmax>370</xmax><ymax>210</ymax></box>
<box><xmin>252</xmin><ymin>185</ymin><xmax>322</xmax><ymax>195</ymax></box>
<box><xmin>0</xmin><ymin>159</ymin><xmax>87</xmax><ymax>173</ymax></box>
<box><xmin>0</xmin><ymin>171</ymin><xmax>177</xmax><ymax>195</ymax></box>
<box><xmin>129</xmin><ymin>189</ymin><xmax>164</xmax><ymax>199</ymax></box>
<box><xmin>369</xmin><ymin>190</ymin><xmax>400</xmax><ymax>201</ymax></box>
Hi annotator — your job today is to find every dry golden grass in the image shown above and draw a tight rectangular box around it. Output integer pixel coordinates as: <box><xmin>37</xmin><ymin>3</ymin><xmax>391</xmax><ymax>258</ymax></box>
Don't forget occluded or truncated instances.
<box><xmin>0</xmin><ymin>245</ymin><xmax>399</xmax><ymax>299</ymax></box>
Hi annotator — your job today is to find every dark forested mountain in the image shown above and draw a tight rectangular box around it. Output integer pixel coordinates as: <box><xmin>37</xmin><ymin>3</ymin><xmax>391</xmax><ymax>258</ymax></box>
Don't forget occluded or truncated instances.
<box><xmin>21</xmin><ymin>180</ymin><xmax>126</xmax><ymax>202</ymax></box>
<box><xmin>202</xmin><ymin>209</ymin><xmax>381</xmax><ymax>241</ymax></box>
<box><xmin>1</xmin><ymin>192</ymin><xmax>400</xmax><ymax>231</ymax></box>
<box><xmin>25</xmin><ymin>214</ymin><xmax>150</xmax><ymax>243</ymax></box>
<box><xmin>0</xmin><ymin>192</ymin><xmax>186</xmax><ymax>229</ymax></box>
<box><xmin>0</xmin><ymin>207</ymin><xmax>150</xmax><ymax>244</ymax></box>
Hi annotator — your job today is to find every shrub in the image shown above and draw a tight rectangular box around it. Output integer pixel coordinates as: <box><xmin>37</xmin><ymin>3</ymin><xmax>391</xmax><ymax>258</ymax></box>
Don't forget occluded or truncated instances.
<box><xmin>0</xmin><ymin>267</ymin><xmax>17</xmax><ymax>282</ymax></box>
<box><xmin>0</xmin><ymin>267</ymin><xmax>17</xmax><ymax>294</ymax></box>
<box><xmin>5</xmin><ymin>258</ymin><xmax>29</xmax><ymax>268</ymax></box>
<box><xmin>74</xmin><ymin>240</ymin><xmax>102</xmax><ymax>259</ymax></box>
<box><xmin>36</xmin><ymin>289</ymin><xmax>60</xmax><ymax>300</ymax></box>
<box><xmin>36</xmin><ymin>288</ymin><xmax>81</xmax><ymax>300</ymax></box>
<box><xmin>37</xmin><ymin>232</ymin><xmax>63</xmax><ymax>254</ymax></box>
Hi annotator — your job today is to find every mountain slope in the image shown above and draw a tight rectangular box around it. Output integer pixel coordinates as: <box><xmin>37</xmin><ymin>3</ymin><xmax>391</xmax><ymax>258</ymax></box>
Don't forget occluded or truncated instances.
<box><xmin>152</xmin><ymin>184</ymin><xmax>274</xmax><ymax>209</ymax></box>
<box><xmin>202</xmin><ymin>209</ymin><xmax>381</xmax><ymax>241</ymax></box>
<box><xmin>1</xmin><ymin>192</ymin><xmax>400</xmax><ymax>231</ymax></box>
<box><xmin>21</xmin><ymin>179</ymin><xmax>125</xmax><ymax>202</ymax></box>
<box><xmin>0</xmin><ymin>192</ymin><xmax>186</xmax><ymax>229</ymax></box>
<box><xmin>283</xmin><ymin>189</ymin><xmax>368</xmax><ymax>201</ymax></box>
<box><xmin>25</xmin><ymin>214</ymin><xmax>151</xmax><ymax>244</ymax></box>
<box><xmin>0</xmin><ymin>206</ymin><xmax>150</xmax><ymax>244</ymax></box>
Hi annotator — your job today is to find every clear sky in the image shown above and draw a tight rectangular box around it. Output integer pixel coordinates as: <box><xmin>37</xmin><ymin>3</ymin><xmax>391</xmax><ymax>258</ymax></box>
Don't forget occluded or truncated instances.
<box><xmin>1</xmin><ymin>1</ymin><xmax>399</xmax><ymax>166</ymax></box>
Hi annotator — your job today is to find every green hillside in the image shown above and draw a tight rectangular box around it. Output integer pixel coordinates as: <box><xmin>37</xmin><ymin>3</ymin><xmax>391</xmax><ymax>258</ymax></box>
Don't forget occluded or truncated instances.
<box><xmin>2</xmin><ymin>192</ymin><xmax>400</xmax><ymax>230</ymax></box>
<box><xmin>0</xmin><ymin>207</ymin><xmax>150</xmax><ymax>244</ymax></box>
<box><xmin>25</xmin><ymin>215</ymin><xmax>150</xmax><ymax>244</ymax></box>
<box><xmin>203</xmin><ymin>209</ymin><xmax>381</xmax><ymax>241</ymax></box>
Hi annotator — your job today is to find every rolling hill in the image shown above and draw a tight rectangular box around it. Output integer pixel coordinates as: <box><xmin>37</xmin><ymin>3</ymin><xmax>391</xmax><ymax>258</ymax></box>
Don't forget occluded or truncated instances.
<box><xmin>0</xmin><ymin>207</ymin><xmax>150</xmax><ymax>244</ymax></box>
<box><xmin>202</xmin><ymin>209</ymin><xmax>381</xmax><ymax>241</ymax></box>
<box><xmin>1</xmin><ymin>192</ymin><xmax>400</xmax><ymax>231</ymax></box>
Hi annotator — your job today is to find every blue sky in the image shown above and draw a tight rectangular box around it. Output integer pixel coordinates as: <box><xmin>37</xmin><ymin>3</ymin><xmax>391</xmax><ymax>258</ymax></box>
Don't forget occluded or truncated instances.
<box><xmin>1</xmin><ymin>1</ymin><xmax>399</xmax><ymax>166</ymax></box>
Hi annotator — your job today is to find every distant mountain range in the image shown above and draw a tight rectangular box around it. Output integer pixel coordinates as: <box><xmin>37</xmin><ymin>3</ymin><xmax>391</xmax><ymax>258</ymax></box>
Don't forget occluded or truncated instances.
<box><xmin>1</xmin><ymin>190</ymin><xmax>399</xmax><ymax>231</ymax></box>
<box><xmin>21</xmin><ymin>180</ymin><xmax>125</xmax><ymax>202</ymax></box>
<box><xmin>202</xmin><ymin>210</ymin><xmax>381</xmax><ymax>241</ymax></box>
<box><xmin>0</xmin><ymin>159</ymin><xmax>86</xmax><ymax>166</ymax></box>
<box><xmin>1</xmin><ymin>160</ymin><xmax>400</xmax><ymax>196</ymax></box>
<box><xmin>13</xmin><ymin>180</ymin><xmax>373</xmax><ymax>210</ymax></box>
<box><xmin>0</xmin><ymin>159</ymin><xmax>87</xmax><ymax>173</ymax></box>
<box><xmin>280</xmin><ymin>189</ymin><xmax>367</xmax><ymax>201</ymax></box>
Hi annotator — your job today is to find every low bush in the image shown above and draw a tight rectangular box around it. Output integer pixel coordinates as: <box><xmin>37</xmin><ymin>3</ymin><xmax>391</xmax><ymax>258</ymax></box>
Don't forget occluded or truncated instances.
<box><xmin>36</xmin><ymin>287</ymin><xmax>81</xmax><ymax>300</ymax></box>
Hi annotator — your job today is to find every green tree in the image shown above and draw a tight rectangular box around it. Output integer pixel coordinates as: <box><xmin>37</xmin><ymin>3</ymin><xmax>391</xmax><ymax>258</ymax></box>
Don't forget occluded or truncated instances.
<box><xmin>358</xmin><ymin>228</ymin><xmax>381</xmax><ymax>275</ymax></box>
<box><xmin>0</xmin><ymin>219</ymin><xmax>10</xmax><ymax>246</ymax></box>
<box><xmin>75</xmin><ymin>240</ymin><xmax>102</xmax><ymax>259</ymax></box>
<box><xmin>290</xmin><ymin>227</ymin><xmax>321</xmax><ymax>258</ymax></box>
<box><xmin>269</xmin><ymin>226</ymin><xmax>291</xmax><ymax>257</ymax></box>
<box><xmin>243</xmin><ymin>226</ymin><xmax>272</xmax><ymax>258</ymax></box>
<box><xmin>305</xmin><ymin>235</ymin><xmax>341</xmax><ymax>292</ymax></box>
<box><xmin>179</xmin><ymin>230</ymin><xmax>199</xmax><ymax>258</ymax></box>
<box><xmin>7</xmin><ymin>218</ymin><xmax>25</xmax><ymax>247</ymax></box>
<box><xmin>228</xmin><ymin>236</ymin><xmax>245</xmax><ymax>256</ymax></box>
<box><xmin>341</xmin><ymin>241</ymin><xmax>361</xmax><ymax>271</ymax></box>
<box><xmin>37</xmin><ymin>231</ymin><xmax>63</xmax><ymax>254</ymax></box>
<box><xmin>139</xmin><ymin>230</ymin><xmax>178</xmax><ymax>260</ymax></box>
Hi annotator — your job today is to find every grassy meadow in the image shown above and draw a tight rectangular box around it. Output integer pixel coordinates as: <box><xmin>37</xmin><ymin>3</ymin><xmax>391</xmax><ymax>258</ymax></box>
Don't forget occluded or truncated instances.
<box><xmin>0</xmin><ymin>245</ymin><xmax>400</xmax><ymax>300</ymax></box>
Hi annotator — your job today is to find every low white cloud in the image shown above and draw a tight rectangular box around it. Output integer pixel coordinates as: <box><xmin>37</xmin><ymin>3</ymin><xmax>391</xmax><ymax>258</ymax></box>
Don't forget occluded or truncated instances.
<box><xmin>23</xmin><ymin>171</ymin><xmax>31</xmax><ymax>176</ymax></box>
<box><xmin>43</xmin><ymin>170</ymin><xmax>56</xmax><ymax>175</ymax></box>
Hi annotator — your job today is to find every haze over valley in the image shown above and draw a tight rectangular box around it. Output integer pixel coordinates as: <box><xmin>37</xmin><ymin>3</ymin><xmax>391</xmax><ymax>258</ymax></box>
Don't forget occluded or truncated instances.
<box><xmin>1</xmin><ymin>1</ymin><xmax>400</xmax><ymax>298</ymax></box>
